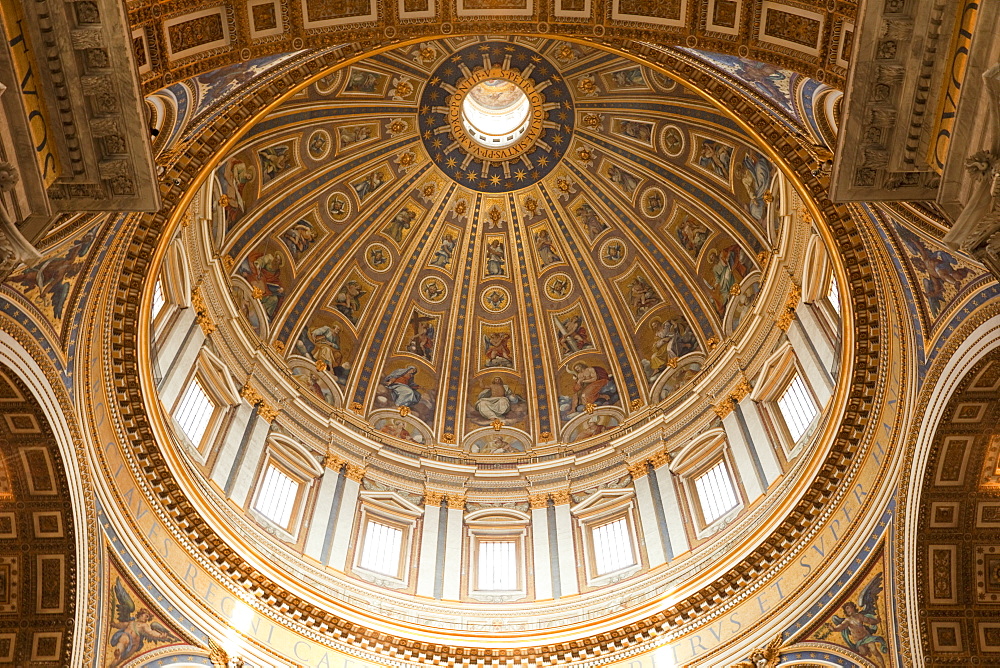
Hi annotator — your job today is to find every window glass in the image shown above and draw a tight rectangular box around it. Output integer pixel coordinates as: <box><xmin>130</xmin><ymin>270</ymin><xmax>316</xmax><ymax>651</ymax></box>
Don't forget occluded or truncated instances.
<box><xmin>359</xmin><ymin>521</ymin><xmax>403</xmax><ymax>577</ymax></box>
<box><xmin>152</xmin><ymin>279</ymin><xmax>166</xmax><ymax>319</ymax></box>
<box><xmin>695</xmin><ymin>460</ymin><xmax>739</xmax><ymax>524</ymax></box>
<box><xmin>777</xmin><ymin>373</ymin><xmax>819</xmax><ymax>442</ymax></box>
<box><xmin>477</xmin><ymin>540</ymin><xmax>518</xmax><ymax>590</ymax></box>
<box><xmin>174</xmin><ymin>378</ymin><xmax>215</xmax><ymax>445</ymax></box>
<box><xmin>253</xmin><ymin>464</ymin><xmax>300</xmax><ymax>528</ymax></box>
<box><xmin>591</xmin><ymin>518</ymin><xmax>635</xmax><ymax>576</ymax></box>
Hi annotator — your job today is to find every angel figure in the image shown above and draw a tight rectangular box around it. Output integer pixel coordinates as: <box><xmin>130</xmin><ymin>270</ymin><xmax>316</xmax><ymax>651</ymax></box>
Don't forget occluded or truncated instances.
<box><xmin>730</xmin><ymin>634</ymin><xmax>782</xmax><ymax>668</ymax></box>
<box><xmin>818</xmin><ymin>572</ymin><xmax>887</xmax><ymax>667</ymax></box>
<box><xmin>108</xmin><ymin>578</ymin><xmax>178</xmax><ymax>667</ymax></box>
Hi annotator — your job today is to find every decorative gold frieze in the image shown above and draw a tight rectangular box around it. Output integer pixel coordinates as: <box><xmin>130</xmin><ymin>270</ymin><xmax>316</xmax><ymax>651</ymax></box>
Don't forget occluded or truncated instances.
<box><xmin>627</xmin><ymin>461</ymin><xmax>648</xmax><ymax>479</ymax></box>
<box><xmin>714</xmin><ymin>398</ymin><xmax>735</xmax><ymax>419</ymax></box>
<box><xmin>191</xmin><ymin>285</ymin><xmax>215</xmax><ymax>335</ymax></box>
<box><xmin>529</xmin><ymin>494</ymin><xmax>549</xmax><ymax>509</ymax></box>
<box><xmin>776</xmin><ymin>282</ymin><xmax>802</xmax><ymax>331</ymax></box>
<box><xmin>648</xmin><ymin>450</ymin><xmax>672</xmax><ymax>470</ymax></box>
<box><xmin>322</xmin><ymin>453</ymin><xmax>344</xmax><ymax>471</ymax></box>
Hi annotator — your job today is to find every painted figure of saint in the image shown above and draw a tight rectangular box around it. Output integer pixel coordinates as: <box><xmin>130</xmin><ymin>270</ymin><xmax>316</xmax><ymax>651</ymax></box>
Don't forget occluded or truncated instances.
<box><xmin>575</xmin><ymin>202</ymin><xmax>608</xmax><ymax>238</ymax></box>
<box><xmin>556</xmin><ymin>314</ymin><xmax>592</xmax><ymax>355</ymax></box>
<box><xmin>534</xmin><ymin>228</ymin><xmax>562</xmax><ymax>267</ymax></box>
<box><xmin>483</xmin><ymin>331</ymin><xmax>513</xmax><ymax>368</ymax></box>
<box><xmin>627</xmin><ymin>274</ymin><xmax>661</xmax><ymax>318</ymax></box>
<box><xmin>474</xmin><ymin>376</ymin><xmax>523</xmax><ymax>420</ymax></box>
<box><xmin>430</xmin><ymin>233</ymin><xmax>457</xmax><ymax>268</ymax></box>
<box><xmin>485</xmin><ymin>239</ymin><xmax>507</xmax><ymax>276</ymax></box>
<box><xmin>333</xmin><ymin>279</ymin><xmax>366</xmax><ymax>323</ymax></box>
<box><xmin>383</xmin><ymin>366</ymin><xmax>421</xmax><ymax>407</ymax></box>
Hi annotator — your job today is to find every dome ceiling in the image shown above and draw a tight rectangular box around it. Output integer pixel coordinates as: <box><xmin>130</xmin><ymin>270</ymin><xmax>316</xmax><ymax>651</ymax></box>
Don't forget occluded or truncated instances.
<box><xmin>210</xmin><ymin>35</ymin><xmax>779</xmax><ymax>454</ymax></box>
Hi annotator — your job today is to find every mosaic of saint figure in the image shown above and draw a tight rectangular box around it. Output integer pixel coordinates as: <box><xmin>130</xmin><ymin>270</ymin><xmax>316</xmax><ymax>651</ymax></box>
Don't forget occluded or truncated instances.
<box><xmin>674</xmin><ymin>214</ymin><xmax>710</xmax><ymax>258</ymax></box>
<box><xmin>430</xmin><ymin>233</ymin><xmax>457</xmax><ymax>269</ymax></box>
<box><xmin>485</xmin><ymin>238</ymin><xmax>507</xmax><ymax>277</ymax></box>
<box><xmin>259</xmin><ymin>144</ymin><xmax>292</xmax><ymax>183</ymax></box>
<box><xmin>333</xmin><ymin>279</ymin><xmax>367</xmax><ymax>324</ymax></box>
<box><xmin>627</xmin><ymin>274</ymin><xmax>661</xmax><ymax>318</ymax></box>
<box><xmin>575</xmin><ymin>202</ymin><xmax>608</xmax><ymax>239</ymax></box>
<box><xmin>383</xmin><ymin>365</ymin><xmax>421</xmax><ymax>407</ymax></box>
<box><xmin>239</xmin><ymin>250</ymin><xmax>285</xmax><ymax>318</ymax></box>
<box><xmin>404</xmin><ymin>313</ymin><xmax>436</xmax><ymax>361</ymax></box>
<box><xmin>281</xmin><ymin>220</ymin><xmax>321</xmax><ymax>261</ymax></box>
<box><xmin>474</xmin><ymin>376</ymin><xmax>524</xmax><ymax>421</ymax></box>
<box><xmin>642</xmin><ymin>316</ymin><xmax>698</xmax><ymax>380</ymax></box>
<box><xmin>533</xmin><ymin>228</ymin><xmax>562</xmax><ymax>268</ymax></box>
<box><xmin>216</xmin><ymin>157</ymin><xmax>255</xmax><ymax>227</ymax></box>
<box><xmin>560</xmin><ymin>362</ymin><xmax>619</xmax><ymax>418</ymax></box>
<box><xmin>482</xmin><ymin>330</ymin><xmax>513</xmax><ymax>368</ymax></box>
<box><xmin>555</xmin><ymin>313</ymin><xmax>593</xmax><ymax>355</ymax></box>
<box><xmin>738</xmin><ymin>152</ymin><xmax>773</xmax><ymax>222</ymax></box>
<box><xmin>698</xmin><ymin>139</ymin><xmax>732</xmax><ymax>178</ymax></box>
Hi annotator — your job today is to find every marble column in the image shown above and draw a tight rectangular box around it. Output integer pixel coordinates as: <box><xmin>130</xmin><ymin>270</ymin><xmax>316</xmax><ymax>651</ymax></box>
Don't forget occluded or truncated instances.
<box><xmin>440</xmin><ymin>495</ymin><xmax>465</xmax><ymax>600</ymax></box>
<box><xmin>721</xmin><ymin>408</ymin><xmax>767</xmax><ymax>500</ymax></box>
<box><xmin>529</xmin><ymin>495</ymin><xmax>553</xmax><ymax>600</ymax></box>
<box><xmin>156</xmin><ymin>317</ymin><xmax>205</xmax><ymax>408</ymax></box>
<box><xmin>552</xmin><ymin>492</ymin><xmax>579</xmax><ymax>597</ymax></box>
<box><xmin>628</xmin><ymin>463</ymin><xmax>666</xmax><ymax>567</ymax></box>
<box><xmin>737</xmin><ymin>397</ymin><xmax>783</xmax><ymax>486</ymax></box>
<box><xmin>226</xmin><ymin>413</ymin><xmax>270</xmax><ymax>506</ymax></box>
<box><xmin>327</xmin><ymin>464</ymin><xmax>364</xmax><ymax>571</ymax></box>
<box><xmin>304</xmin><ymin>458</ymin><xmax>345</xmax><ymax>561</ymax></box>
<box><xmin>650</xmin><ymin>456</ymin><xmax>689</xmax><ymax>557</ymax></box>
<box><xmin>210</xmin><ymin>401</ymin><xmax>255</xmax><ymax>489</ymax></box>
<box><xmin>787</xmin><ymin>315</ymin><xmax>835</xmax><ymax>405</ymax></box>
<box><xmin>416</xmin><ymin>491</ymin><xmax>443</xmax><ymax>598</ymax></box>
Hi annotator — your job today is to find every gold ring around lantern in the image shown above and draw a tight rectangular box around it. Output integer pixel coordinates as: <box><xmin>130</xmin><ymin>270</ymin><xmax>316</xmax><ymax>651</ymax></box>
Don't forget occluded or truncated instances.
<box><xmin>448</xmin><ymin>65</ymin><xmax>546</xmax><ymax>163</ymax></box>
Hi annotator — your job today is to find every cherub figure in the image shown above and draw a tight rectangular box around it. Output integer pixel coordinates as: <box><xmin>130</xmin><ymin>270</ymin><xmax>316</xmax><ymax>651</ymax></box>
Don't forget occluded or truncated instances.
<box><xmin>108</xmin><ymin>578</ymin><xmax>178</xmax><ymax>667</ymax></box>
<box><xmin>818</xmin><ymin>573</ymin><xmax>887</xmax><ymax>667</ymax></box>
<box><xmin>730</xmin><ymin>634</ymin><xmax>782</xmax><ymax>668</ymax></box>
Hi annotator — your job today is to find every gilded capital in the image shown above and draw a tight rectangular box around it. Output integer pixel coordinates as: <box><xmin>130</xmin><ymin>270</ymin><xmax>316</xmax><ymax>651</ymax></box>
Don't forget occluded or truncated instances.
<box><xmin>446</xmin><ymin>494</ymin><xmax>466</xmax><ymax>509</ymax></box>
<box><xmin>323</xmin><ymin>454</ymin><xmax>345</xmax><ymax>471</ymax></box>
<box><xmin>627</xmin><ymin>461</ymin><xmax>648</xmax><ymax>479</ymax></box>
<box><xmin>648</xmin><ymin>450</ymin><xmax>671</xmax><ymax>469</ymax></box>
<box><xmin>345</xmin><ymin>464</ymin><xmax>366</xmax><ymax>482</ymax></box>
<box><xmin>529</xmin><ymin>494</ymin><xmax>549</xmax><ymax>509</ymax></box>
<box><xmin>714</xmin><ymin>398</ymin><xmax>735</xmax><ymax>419</ymax></box>
<box><xmin>424</xmin><ymin>490</ymin><xmax>444</xmax><ymax>506</ymax></box>
<box><xmin>550</xmin><ymin>490</ymin><xmax>571</xmax><ymax>505</ymax></box>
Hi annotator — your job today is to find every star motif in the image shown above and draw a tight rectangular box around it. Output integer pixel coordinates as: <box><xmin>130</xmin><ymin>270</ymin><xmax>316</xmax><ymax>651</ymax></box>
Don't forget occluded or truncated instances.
<box><xmin>443</xmin><ymin>67</ymin><xmax>454</xmax><ymax>76</ymax></box>
<box><xmin>557</xmin><ymin>111</ymin><xmax>568</xmax><ymax>121</ymax></box>
<box><xmin>539</xmin><ymin>66</ymin><xmax>549</xmax><ymax>75</ymax></box>
<box><xmin>562</xmin><ymin>100</ymin><xmax>572</xmax><ymax>108</ymax></box>
<box><xmin>451</xmin><ymin>55</ymin><xmax>463</xmax><ymax>62</ymax></box>
<box><xmin>552</xmin><ymin>74</ymin><xmax>562</xmax><ymax>82</ymax></box>
<box><xmin>490</xmin><ymin>174</ymin><xmax>502</xmax><ymax>185</ymax></box>
<box><xmin>531</xmin><ymin>56</ymin><xmax>541</xmax><ymax>62</ymax></box>
<box><xmin>420</xmin><ymin>105</ymin><xmax>431</xmax><ymax>115</ymax></box>
<box><xmin>432</xmin><ymin>138</ymin><xmax>442</xmax><ymax>148</ymax></box>
<box><xmin>552</xmin><ymin>134</ymin><xmax>564</xmax><ymax>145</ymax></box>
<box><xmin>537</xmin><ymin>156</ymin><xmax>550</xmax><ymax>167</ymax></box>
<box><xmin>479</xmin><ymin>45</ymin><xmax>491</xmax><ymax>51</ymax></box>
<box><xmin>515</xmin><ymin>169</ymin><xmax>527</xmax><ymax>181</ymax></box>
<box><xmin>423</xmin><ymin>129</ymin><xmax>432</xmax><ymax>139</ymax></box>
<box><xmin>531</xmin><ymin>170</ymin><xmax>540</xmax><ymax>179</ymax></box>
<box><xmin>430</xmin><ymin>76</ymin><xmax>441</xmax><ymax>85</ymax></box>
<box><xmin>553</xmin><ymin>150</ymin><xmax>563</xmax><ymax>158</ymax></box>
<box><xmin>506</xmin><ymin>180</ymin><xmax>514</xmax><ymax>188</ymax></box>
<box><xmin>479</xmin><ymin>180</ymin><xmax>487</xmax><ymax>188</ymax></box>
<box><xmin>446</xmin><ymin>157</ymin><xmax>457</xmax><ymax>168</ymax></box>
<box><xmin>505</xmin><ymin>45</ymin><xmax>515</xmax><ymax>51</ymax></box>
<box><xmin>466</xmin><ymin>171</ymin><xmax>478</xmax><ymax>181</ymax></box>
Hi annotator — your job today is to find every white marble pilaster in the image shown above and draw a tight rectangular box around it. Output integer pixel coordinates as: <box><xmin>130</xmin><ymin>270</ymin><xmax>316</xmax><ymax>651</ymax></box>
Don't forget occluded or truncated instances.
<box><xmin>304</xmin><ymin>466</ymin><xmax>343</xmax><ymax>560</ymax></box>
<box><xmin>441</xmin><ymin>501</ymin><xmax>464</xmax><ymax>600</ymax></box>
<box><xmin>327</xmin><ymin>473</ymin><xmax>362</xmax><ymax>571</ymax></box>
<box><xmin>632</xmin><ymin>472</ymin><xmax>666</xmax><ymax>567</ymax></box>
<box><xmin>415</xmin><ymin>499</ymin><xmax>441</xmax><ymax>598</ymax></box>
<box><xmin>530</xmin><ymin>502</ymin><xmax>553</xmax><ymax>599</ymax></box>
<box><xmin>650</xmin><ymin>461</ymin><xmax>689</xmax><ymax>557</ymax></box>
<box><xmin>552</xmin><ymin>498</ymin><xmax>578</xmax><ymax>597</ymax></box>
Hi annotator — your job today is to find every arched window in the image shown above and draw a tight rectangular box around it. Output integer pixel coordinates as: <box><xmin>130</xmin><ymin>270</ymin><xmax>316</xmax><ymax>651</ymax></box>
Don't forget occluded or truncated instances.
<box><xmin>571</xmin><ymin>489</ymin><xmax>641</xmax><ymax>586</ymax></box>
<box><xmin>671</xmin><ymin>429</ymin><xmax>745</xmax><ymax>537</ymax></box>
<box><xmin>465</xmin><ymin>508</ymin><xmax>530</xmax><ymax>599</ymax></box>
<box><xmin>171</xmin><ymin>349</ymin><xmax>241</xmax><ymax>459</ymax></box>
<box><xmin>752</xmin><ymin>343</ymin><xmax>822</xmax><ymax>458</ymax></box>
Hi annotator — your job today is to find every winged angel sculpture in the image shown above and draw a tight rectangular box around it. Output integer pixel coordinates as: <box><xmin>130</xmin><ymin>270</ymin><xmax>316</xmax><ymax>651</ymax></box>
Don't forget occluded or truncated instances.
<box><xmin>108</xmin><ymin>577</ymin><xmax>179</xmax><ymax>667</ymax></box>
<box><xmin>729</xmin><ymin>634</ymin><xmax>782</xmax><ymax>668</ymax></box>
